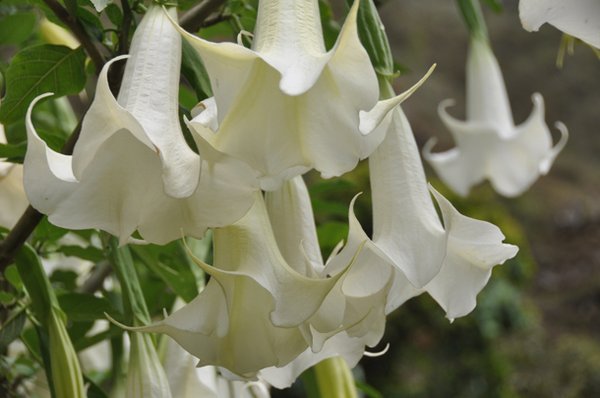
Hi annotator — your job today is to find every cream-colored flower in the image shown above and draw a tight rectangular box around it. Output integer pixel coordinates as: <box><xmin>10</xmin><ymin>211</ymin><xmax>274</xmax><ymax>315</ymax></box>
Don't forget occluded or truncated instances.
<box><xmin>424</xmin><ymin>37</ymin><xmax>568</xmax><ymax>197</ymax></box>
<box><xmin>265</xmin><ymin>177</ymin><xmax>392</xmax><ymax>351</ymax></box>
<box><xmin>24</xmin><ymin>6</ymin><xmax>257</xmax><ymax>244</ymax></box>
<box><xmin>182</xmin><ymin>0</ymin><xmax>432</xmax><ymax>190</ymax></box>
<box><xmin>131</xmin><ymin>192</ymin><xmax>345</xmax><ymax>378</ymax></box>
<box><xmin>370</xmin><ymin>82</ymin><xmax>519</xmax><ymax>318</ymax></box>
<box><xmin>520</xmin><ymin>0</ymin><xmax>600</xmax><ymax>49</ymax></box>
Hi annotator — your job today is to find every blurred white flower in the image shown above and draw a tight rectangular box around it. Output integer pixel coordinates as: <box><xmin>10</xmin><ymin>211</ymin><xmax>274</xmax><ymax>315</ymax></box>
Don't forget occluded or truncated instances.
<box><xmin>24</xmin><ymin>6</ymin><xmax>257</xmax><ymax>244</ymax></box>
<box><xmin>371</xmin><ymin>99</ymin><xmax>519</xmax><ymax>319</ymax></box>
<box><xmin>424</xmin><ymin>37</ymin><xmax>568</xmax><ymax>197</ymax></box>
<box><xmin>0</xmin><ymin>122</ymin><xmax>28</xmax><ymax>229</ymax></box>
<box><xmin>182</xmin><ymin>0</ymin><xmax>431</xmax><ymax>190</ymax></box>
<box><xmin>519</xmin><ymin>0</ymin><xmax>600</xmax><ymax>49</ymax></box>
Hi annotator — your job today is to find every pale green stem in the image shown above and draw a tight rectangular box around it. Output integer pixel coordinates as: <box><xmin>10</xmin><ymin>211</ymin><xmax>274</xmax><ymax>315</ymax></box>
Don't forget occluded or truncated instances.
<box><xmin>314</xmin><ymin>357</ymin><xmax>359</xmax><ymax>398</ymax></box>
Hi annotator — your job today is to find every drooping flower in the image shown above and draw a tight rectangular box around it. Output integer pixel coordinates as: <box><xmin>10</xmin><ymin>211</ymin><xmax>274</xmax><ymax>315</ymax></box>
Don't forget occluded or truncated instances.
<box><xmin>423</xmin><ymin>36</ymin><xmax>568</xmax><ymax>197</ymax></box>
<box><xmin>181</xmin><ymin>0</ymin><xmax>432</xmax><ymax>190</ymax></box>
<box><xmin>130</xmin><ymin>192</ymin><xmax>347</xmax><ymax>378</ymax></box>
<box><xmin>24</xmin><ymin>6</ymin><xmax>257</xmax><ymax>244</ymax></box>
<box><xmin>369</xmin><ymin>82</ymin><xmax>519</xmax><ymax>319</ymax></box>
<box><xmin>262</xmin><ymin>176</ymin><xmax>392</xmax><ymax>386</ymax></box>
<box><xmin>519</xmin><ymin>0</ymin><xmax>600</xmax><ymax>49</ymax></box>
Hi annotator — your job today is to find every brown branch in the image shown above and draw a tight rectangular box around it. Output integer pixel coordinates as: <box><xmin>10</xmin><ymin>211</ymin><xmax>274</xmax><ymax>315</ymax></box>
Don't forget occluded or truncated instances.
<box><xmin>179</xmin><ymin>0</ymin><xmax>226</xmax><ymax>32</ymax></box>
<box><xmin>108</xmin><ymin>0</ymin><xmax>134</xmax><ymax>94</ymax></box>
<box><xmin>42</xmin><ymin>0</ymin><xmax>106</xmax><ymax>74</ymax></box>
<box><xmin>78</xmin><ymin>260</ymin><xmax>112</xmax><ymax>294</ymax></box>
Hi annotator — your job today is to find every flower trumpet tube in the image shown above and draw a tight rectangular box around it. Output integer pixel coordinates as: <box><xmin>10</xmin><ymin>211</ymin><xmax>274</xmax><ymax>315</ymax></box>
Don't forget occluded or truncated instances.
<box><xmin>370</xmin><ymin>82</ymin><xmax>519</xmax><ymax>319</ymax></box>
<box><xmin>423</xmin><ymin>36</ymin><xmax>568</xmax><ymax>197</ymax></box>
<box><xmin>24</xmin><ymin>6</ymin><xmax>257</xmax><ymax>244</ymax></box>
<box><xmin>519</xmin><ymin>0</ymin><xmax>600</xmax><ymax>49</ymax></box>
<box><xmin>182</xmin><ymin>0</ymin><xmax>433</xmax><ymax>190</ymax></box>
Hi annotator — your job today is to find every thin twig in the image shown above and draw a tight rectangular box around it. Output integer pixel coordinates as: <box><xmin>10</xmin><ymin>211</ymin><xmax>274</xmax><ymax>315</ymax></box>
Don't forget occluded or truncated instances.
<box><xmin>42</xmin><ymin>0</ymin><xmax>106</xmax><ymax>74</ymax></box>
<box><xmin>108</xmin><ymin>0</ymin><xmax>134</xmax><ymax>94</ymax></box>
<box><xmin>78</xmin><ymin>260</ymin><xmax>112</xmax><ymax>294</ymax></box>
<box><xmin>179</xmin><ymin>0</ymin><xmax>226</xmax><ymax>32</ymax></box>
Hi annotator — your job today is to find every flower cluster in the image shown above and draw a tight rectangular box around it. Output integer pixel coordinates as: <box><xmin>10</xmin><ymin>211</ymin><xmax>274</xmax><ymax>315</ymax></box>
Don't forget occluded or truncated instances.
<box><xmin>23</xmin><ymin>0</ymin><xmax>521</xmax><ymax>387</ymax></box>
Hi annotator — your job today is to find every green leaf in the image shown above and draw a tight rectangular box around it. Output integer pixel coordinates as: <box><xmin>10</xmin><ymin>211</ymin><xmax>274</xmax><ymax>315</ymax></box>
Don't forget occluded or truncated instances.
<box><xmin>0</xmin><ymin>310</ymin><xmax>27</xmax><ymax>350</ymax></box>
<box><xmin>181</xmin><ymin>39</ymin><xmax>213</xmax><ymax>99</ymax></box>
<box><xmin>14</xmin><ymin>245</ymin><xmax>60</xmax><ymax>326</ymax></box>
<box><xmin>58</xmin><ymin>293</ymin><xmax>116</xmax><ymax>322</ymax></box>
<box><xmin>0</xmin><ymin>45</ymin><xmax>86</xmax><ymax>124</ymax></box>
<box><xmin>0</xmin><ymin>12</ymin><xmax>37</xmax><ymax>45</ymax></box>
<box><xmin>0</xmin><ymin>142</ymin><xmax>26</xmax><ymax>162</ymax></box>
<box><xmin>482</xmin><ymin>0</ymin><xmax>503</xmax><ymax>13</ymax></box>
<box><xmin>355</xmin><ymin>380</ymin><xmax>383</xmax><ymax>398</ymax></box>
<box><xmin>105</xmin><ymin>3</ymin><xmax>123</xmax><ymax>26</ymax></box>
<box><xmin>58</xmin><ymin>245</ymin><xmax>104</xmax><ymax>263</ymax></box>
<box><xmin>5</xmin><ymin>264</ymin><xmax>24</xmax><ymax>291</ymax></box>
<box><xmin>0</xmin><ymin>291</ymin><xmax>15</xmax><ymax>305</ymax></box>
<box><xmin>33</xmin><ymin>217</ymin><xmax>70</xmax><ymax>243</ymax></box>
<box><xmin>131</xmin><ymin>240</ymin><xmax>200</xmax><ymax>303</ymax></box>
<box><xmin>108</xmin><ymin>239</ymin><xmax>151</xmax><ymax>325</ymax></box>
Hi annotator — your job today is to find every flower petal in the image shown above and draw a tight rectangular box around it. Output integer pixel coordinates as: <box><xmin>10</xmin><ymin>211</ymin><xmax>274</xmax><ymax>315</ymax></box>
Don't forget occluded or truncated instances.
<box><xmin>425</xmin><ymin>187</ymin><xmax>519</xmax><ymax>319</ymax></box>
<box><xmin>370</xmin><ymin>108</ymin><xmax>447</xmax><ymax>288</ymax></box>
<box><xmin>116</xmin><ymin>6</ymin><xmax>200</xmax><ymax>198</ymax></box>
<box><xmin>194</xmin><ymin>194</ymin><xmax>344</xmax><ymax>328</ymax></box>
<box><xmin>260</xmin><ymin>332</ymin><xmax>369</xmax><ymax>390</ymax></box>
<box><xmin>265</xmin><ymin>176</ymin><xmax>324</xmax><ymax>276</ymax></box>
<box><xmin>137</xmin><ymin>279</ymin><xmax>307</xmax><ymax>378</ymax></box>
<box><xmin>176</xmin><ymin>0</ymin><xmax>395</xmax><ymax>188</ymax></box>
<box><xmin>519</xmin><ymin>0</ymin><xmax>600</xmax><ymax>49</ymax></box>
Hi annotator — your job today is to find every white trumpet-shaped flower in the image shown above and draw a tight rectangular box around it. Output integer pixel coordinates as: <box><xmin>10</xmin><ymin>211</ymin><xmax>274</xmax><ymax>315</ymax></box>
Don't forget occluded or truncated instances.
<box><xmin>265</xmin><ymin>177</ymin><xmax>392</xmax><ymax>347</ymax></box>
<box><xmin>370</xmin><ymin>96</ymin><xmax>519</xmax><ymax>319</ymax></box>
<box><xmin>423</xmin><ymin>37</ymin><xmax>568</xmax><ymax>197</ymax></box>
<box><xmin>24</xmin><ymin>6</ymin><xmax>257</xmax><ymax>244</ymax></box>
<box><xmin>262</xmin><ymin>176</ymin><xmax>392</xmax><ymax>386</ymax></box>
<box><xmin>131</xmin><ymin>192</ymin><xmax>347</xmax><ymax>378</ymax></box>
<box><xmin>182</xmin><ymin>0</ymin><xmax>432</xmax><ymax>190</ymax></box>
<box><xmin>520</xmin><ymin>0</ymin><xmax>600</xmax><ymax>49</ymax></box>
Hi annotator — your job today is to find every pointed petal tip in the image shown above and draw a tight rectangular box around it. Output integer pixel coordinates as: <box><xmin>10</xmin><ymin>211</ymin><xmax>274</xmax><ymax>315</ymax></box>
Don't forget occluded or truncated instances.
<box><xmin>437</xmin><ymin>98</ymin><xmax>457</xmax><ymax>114</ymax></box>
<box><xmin>27</xmin><ymin>92</ymin><xmax>55</xmax><ymax>119</ymax></box>
<box><xmin>359</xmin><ymin>64</ymin><xmax>436</xmax><ymax>135</ymax></box>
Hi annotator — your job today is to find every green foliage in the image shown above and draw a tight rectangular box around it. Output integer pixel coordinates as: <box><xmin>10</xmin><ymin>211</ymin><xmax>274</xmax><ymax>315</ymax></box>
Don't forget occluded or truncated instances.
<box><xmin>0</xmin><ymin>12</ymin><xmax>37</xmax><ymax>45</ymax></box>
<box><xmin>0</xmin><ymin>45</ymin><xmax>87</xmax><ymax>124</ymax></box>
<box><xmin>181</xmin><ymin>39</ymin><xmax>213</xmax><ymax>99</ymax></box>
